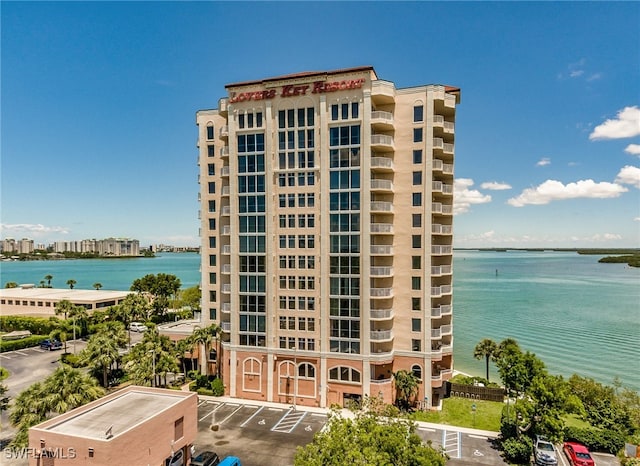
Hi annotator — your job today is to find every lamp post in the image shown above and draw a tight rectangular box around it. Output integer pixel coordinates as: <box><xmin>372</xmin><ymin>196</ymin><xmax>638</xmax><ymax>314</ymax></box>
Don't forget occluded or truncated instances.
<box><xmin>149</xmin><ymin>349</ymin><xmax>156</xmax><ymax>387</ymax></box>
<box><xmin>290</xmin><ymin>345</ymin><xmax>297</xmax><ymax>411</ymax></box>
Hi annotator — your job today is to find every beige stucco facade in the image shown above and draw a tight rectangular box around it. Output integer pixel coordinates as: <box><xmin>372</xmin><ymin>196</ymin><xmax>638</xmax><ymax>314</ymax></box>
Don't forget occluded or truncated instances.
<box><xmin>28</xmin><ymin>386</ymin><xmax>197</xmax><ymax>466</ymax></box>
<box><xmin>196</xmin><ymin>66</ymin><xmax>458</xmax><ymax>409</ymax></box>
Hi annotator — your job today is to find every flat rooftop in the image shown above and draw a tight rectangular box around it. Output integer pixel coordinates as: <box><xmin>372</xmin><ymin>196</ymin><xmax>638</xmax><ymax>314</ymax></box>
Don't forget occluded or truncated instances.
<box><xmin>0</xmin><ymin>287</ymin><xmax>129</xmax><ymax>302</ymax></box>
<box><xmin>43</xmin><ymin>389</ymin><xmax>191</xmax><ymax>440</ymax></box>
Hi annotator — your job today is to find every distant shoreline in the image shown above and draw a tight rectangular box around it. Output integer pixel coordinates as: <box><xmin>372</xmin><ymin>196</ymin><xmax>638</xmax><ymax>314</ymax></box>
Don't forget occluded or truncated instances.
<box><xmin>454</xmin><ymin>248</ymin><xmax>639</xmax><ymax>254</ymax></box>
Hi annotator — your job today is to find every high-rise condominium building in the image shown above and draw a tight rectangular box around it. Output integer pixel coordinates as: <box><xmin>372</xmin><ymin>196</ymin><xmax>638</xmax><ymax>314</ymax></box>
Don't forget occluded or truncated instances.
<box><xmin>196</xmin><ymin>66</ymin><xmax>459</xmax><ymax>409</ymax></box>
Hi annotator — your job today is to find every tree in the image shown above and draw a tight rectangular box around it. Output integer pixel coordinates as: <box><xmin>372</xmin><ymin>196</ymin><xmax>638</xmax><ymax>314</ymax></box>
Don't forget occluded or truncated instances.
<box><xmin>80</xmin><ymin>323</ymin><xmax>127</xmax><ymax>387</ymax></box>
<box><xmin>393</xmin><ymin>370</ymin><xmax>419</xmax><ymax>411</ymax></box>
<box><xmin>66</xmin><ymin>279</ymin><xmax>77</xmax><ymax>289</ymax></box>
<box><xmin>130</xmin><ymin>273</ymin><xmax>181</xmax><ymax>317</ymax></box>
<box><xmin>124</xmin><ymin>327</ymin><xmax>178</xmax><ymax>387</ymax></box>
<box><xmin>9</xmin><ymin>366</ymin><xmax>104</xmax><ymax>448</ymax></box>
<box><xmin>294</xmin><ymin>396</ymin><xmax>446</xmax><ymax>466</ymax></box>
<box><xmin>93</xmin><ymin>282</ymin><xmax>103</xmax><ymax>290</ymax></box>
<box><xmin>473</xmin><ymin>338</ymin><xmax>498</xmax><ymax>381</ymax></box>
<box><xmin>4</xmin><ymin>282</ymin><xmax>18</xmax><ymax>288</ymax></box>
<box><xmin>111</xmin><ymin>293</ymin><xmax>151</xmax><ymax>347</ymax></box>
<box><xmin>54</xmin><ymin>299</ymin><xmax>75</xmax><ymax>320</ymax></box>
<box><xmin>191</xmin><ymin>324</ymin><xmax>220</xmax><ymax>376</ymax></box>
<box><xmin>44</xmin><ymin>274</ymin><xmax>53</xmax><ymax>287</ymax></box>
<box><xmin>49</xmin><ymin>319</ymin><xmax>76</xmax><ymax>354</ymax></box>
<box><xmin>0</xmin><ymin>368</ymin><xmax>10</xmax><ymax>429</ymax></box>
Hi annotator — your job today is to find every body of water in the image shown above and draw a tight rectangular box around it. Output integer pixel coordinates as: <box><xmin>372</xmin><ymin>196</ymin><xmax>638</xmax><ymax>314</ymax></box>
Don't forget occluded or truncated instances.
<box><xmin>1</xmin><ymin>250</ymin><xmax>638</xmax><ymax>391</ymax></box>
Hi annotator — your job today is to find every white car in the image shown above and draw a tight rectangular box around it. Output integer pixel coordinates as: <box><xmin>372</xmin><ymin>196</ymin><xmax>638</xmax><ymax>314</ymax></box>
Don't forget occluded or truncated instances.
<box><xmin>129</xmin><ymin>322</ymin><xmax>147</xmax><ymax>332</ymax></box>
<box><xmin>534</xmin><ymin>435</ymin><xmax>558</xmax><ymax>466</ymax></box>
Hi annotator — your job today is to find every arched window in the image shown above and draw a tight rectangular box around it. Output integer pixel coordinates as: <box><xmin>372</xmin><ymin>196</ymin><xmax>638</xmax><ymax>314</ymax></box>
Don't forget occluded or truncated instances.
<box><xmin>206</xmin><ymin>122</ymin><xmax>214</xmax><ymax>140</ymax></box>
<box><xmin>242</xmin><ymin>357</ymin><xmax>262</xmax><ymax>393</ymax></box>
<box><xmin>411</xmin><ymin>364</ymin><xmax>422</xmax><ymax>380</ymax></box>
<box><xmin>328</xmin><ymin>366</ymin><xmax>361</xmax><ymax>384</ymax></box>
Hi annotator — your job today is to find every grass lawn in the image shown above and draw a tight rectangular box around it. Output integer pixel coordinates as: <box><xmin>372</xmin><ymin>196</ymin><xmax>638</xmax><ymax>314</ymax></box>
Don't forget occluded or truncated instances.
<box><xmin>411</xmin><ymin>397</ymin><xmax>503</xmax><ymax>432</ymax></box>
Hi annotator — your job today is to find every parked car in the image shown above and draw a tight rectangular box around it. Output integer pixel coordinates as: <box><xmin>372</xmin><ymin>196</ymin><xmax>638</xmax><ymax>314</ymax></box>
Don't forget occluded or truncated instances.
<box><xmin>40</xmin><ymin>339</ymin><xmax>62</xmax><ymax>351</ymax></box>
<box><xmin>189</xmin><ymin>451</ymin><xmax>220</xmax><ymax>466</ymax></box>
<box><xmin>166</xmin><ymin>450</ymin><xmax>184</xmax><ymax>466</ymax></box>
<box><xmin>534</xmin><ymin>435</ymin><xmax>558</xmax><ymax>466</ymax></box>
<box><xmin>563</xmin><ymin>442</ymin><xmax>595</xmax><ymax>466</ymax></box>
<box><xmin>129</xmin><ymin>322</ymin><xmax>147</xmax><ymax>332</ymax></box>
<box><xmin>218</xmin><ymin>457</ymin><xmax>242</xmax><ymax>466</ymax></box>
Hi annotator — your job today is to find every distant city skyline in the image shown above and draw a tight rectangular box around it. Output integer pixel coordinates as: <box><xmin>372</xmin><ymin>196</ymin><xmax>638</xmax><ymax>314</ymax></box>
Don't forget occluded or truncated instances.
<box><xmin>2</xmin><ymin>2</ymin><xmax>639</xmax><ymax>248</ymax></box>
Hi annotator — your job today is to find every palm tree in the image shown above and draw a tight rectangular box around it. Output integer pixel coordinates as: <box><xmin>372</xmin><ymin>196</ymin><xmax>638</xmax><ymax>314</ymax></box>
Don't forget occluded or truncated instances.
<box><xmin>473</xmin><ymin>338</ymin><xmax>499</xmax><ymax>381</ymax></box>
<box><xmin>80</xmin><ymin>327</ymin><xmax>125</xmax><ymax>387</ymax></box>
<box><xmin>112</xmin><ymin>293</ymin><xmax>150</xmax><ymax>348</ymax></box>
<box><xmin>49</xmin><ymin>319</ymin><xmax>76</xmax><ymax>354</ymax></box>
<box><xmin>66</xmin><ymin>279</ymin><xmax>77</xmax><ymax>289</ymax></box>
<box><xmin>44</xmin><ymin>274</ymin><xmax>53</xmax><ymax>287</ymax></box>
<box><xmin>93</xmin><ymin>282</ymin><xmax>103</xmax><ymax>290</ymax></box>
<box><xmin>4</xmin><ymin>282</ymin><xmax>18</xmax><ymax>288</ymax></box>
<box><xmin>54</xmin><ymin>299</ymin><xmax>75</xmax><ymax>320</ymax></box>
<box><xmin>192</xmin><ymin>326</ymin><xmax>215</xmax><ymax>375</ymax></box>
<box><xmin>393</xmin><ymin>369</ymin><xmax>419</xmax><ymax>411</ymax></box>
<box><xmin>68</xmin><ymin>304</ymin><xmax>89</xmax><ymax>351</ymax></box>
<box><xmin>124</xmin><ymin>327</ymin><xmax>178</xmax><ymax>387</ymax></box>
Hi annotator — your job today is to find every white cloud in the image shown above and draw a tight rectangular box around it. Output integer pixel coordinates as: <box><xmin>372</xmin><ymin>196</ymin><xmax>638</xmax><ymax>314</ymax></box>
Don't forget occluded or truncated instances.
<box><xmin>0</xmin><ymin>223</ymin><xmax>69</xmax><ymax>237</ymax></box>
<box><xmin>453</xmin><ymin>178</ymin><xmax>492</xmax><ymax>214</ymax></box>
<box><xmin>507</xmin><ymin>179</ymin><xmax>628</xmax><ymax>207</ymax></box>
<box><xmin>536</xmin><ymin>158</ymin><xmax>551</xmax><ymax>167</ymax></box>
<box><xmin>569</xmin><ymin>70</ymin><xmax>584</xmax><ymax>78</ymax></box>
<box><xmin>615</xmin><ymin>165</ymin><xmax>640</xmax><ymax>189</ymax></box>
<box><xmin>480</xmin><ymin>181</ymin><xmax>512</xmax><ymax>190</ymax></box>
<box><xmin>625</xmin><ymin>144</ymin><xmax>640</xmax><ymax>156</ymax></box>
<box><xmin>586</xmin><ymin>73</ymin><xmax>602</xmax><ymax>82</ymax></box>
<box><xmin>589</xmin><ymin>106</ymin><xmax>640</xmax><ymax>140</ymax></box>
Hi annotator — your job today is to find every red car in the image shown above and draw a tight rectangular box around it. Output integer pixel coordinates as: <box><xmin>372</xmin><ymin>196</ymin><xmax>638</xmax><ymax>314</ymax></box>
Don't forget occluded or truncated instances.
<box><xmin>563</xmin><ymin>442</ymin><xmax>595</xmax><ymax>466</ymax></box>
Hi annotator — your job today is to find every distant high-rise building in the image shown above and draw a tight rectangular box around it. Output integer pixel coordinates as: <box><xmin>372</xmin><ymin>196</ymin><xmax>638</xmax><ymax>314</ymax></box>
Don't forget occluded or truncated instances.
<box><xmin>196</xmin><ymin>66</ymin><xmax>459</xmax><ymax>409</ymax></box>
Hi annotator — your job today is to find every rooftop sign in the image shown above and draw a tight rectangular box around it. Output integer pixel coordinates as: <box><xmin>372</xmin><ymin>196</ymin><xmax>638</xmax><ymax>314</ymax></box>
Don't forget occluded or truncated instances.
<box><xmin>229</xmin><ymin>78</ymin><xmax>366</xmax><ymax>104</ymax></box>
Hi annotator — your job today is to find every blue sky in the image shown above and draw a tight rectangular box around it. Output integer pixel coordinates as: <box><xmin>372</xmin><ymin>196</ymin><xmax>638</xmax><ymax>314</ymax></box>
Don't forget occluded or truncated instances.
<box><xmin>2</xmin><ymin>1</ymin><xmax>639</xmax><ymax>248</ymax></box>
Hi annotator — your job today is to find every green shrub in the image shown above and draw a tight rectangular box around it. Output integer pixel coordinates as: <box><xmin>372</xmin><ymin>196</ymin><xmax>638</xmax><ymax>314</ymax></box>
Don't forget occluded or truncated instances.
<box><xmin>0</xmin><ymin>316</ymin><xmax>60</xmax><ymax>335</ymax></box>
<box><xmin>211</xmin><ymin>378</ymin><xmax>224</xmax><ymax>396</ymax></box>
<box><xmin>501</xmin><ymin>436</ymin><xmax>532</xmax><ymax>464</ymax></box>
<box><xmin>564</xmin><ymin>426</ymin><xmax>625</xmax><ymax>454</ymax></box>
<box><xmin>0</xmin><ymin>335</ymin><xmax>46</xmax><ymax>352</ymax></box>
<box><xmin>61</xmin><ymin>353</ymin><xmax>84</xmax><ymax>368</ymax></box>
<box><xmin>196</xmin><ymin>387</ymin><xmax>214</xmax><ymax>396</ymax></box>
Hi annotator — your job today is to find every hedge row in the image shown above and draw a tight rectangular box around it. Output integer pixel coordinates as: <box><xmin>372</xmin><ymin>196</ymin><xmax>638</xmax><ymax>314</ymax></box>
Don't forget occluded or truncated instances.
<box><xmin>564</xmin><ymin>426</ymin><xmax>626</xmax><ymax>454</ymax></box>
<box><xmin>0</xmin><ymin>316</ymin><xmax>59</xmax><ymax>335</ymax></box>
<box><xmin>0</xmin><ymin>335</ymin><xmax>47</xmax><ymax>352</ymax></box>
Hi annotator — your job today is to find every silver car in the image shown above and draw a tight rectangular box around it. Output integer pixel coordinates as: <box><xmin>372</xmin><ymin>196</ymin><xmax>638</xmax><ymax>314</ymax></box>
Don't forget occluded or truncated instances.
<box><xmin>534</xmin><ymin>435</ymin><xmax>558</xmax><ymax>466</ymax></box>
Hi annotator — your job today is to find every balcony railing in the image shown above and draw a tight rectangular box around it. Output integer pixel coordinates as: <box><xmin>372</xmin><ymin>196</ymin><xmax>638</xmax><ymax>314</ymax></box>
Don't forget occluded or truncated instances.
<box><xmin>432</xmin><ymin>181</ymin><xmax>453</xmax><ymax>194</ymax></box>
<box><xmin>221</xmin><ymin>225</ymin><xmax>231</xmax><ymax>235</ymax></box>
<box><xmin>431</xmin><ymin>265</ymin><xmax>452</xmax><ymax>275</ymax></box>
<box><xmin>221</xmin><ymin>284</ymin><xmax>231</xmax><ymax>293</ymax></box>
<box><xmin>370</xmin><ymin>309</ymin><xmax>393</xmax><ymax>320</ymax></box>
<box><xmin>371</xmin><ymin>110</ymin><xmax>394</xmax><ymax>125</ymax></box>
<box><xmin>220</xmin><ymin>166</ymin><xmax>230</xmax><ymax>177</ymax></box>
<box><xmin>432</xmin><ymin>159</ymin><xmax>454</xmax><ymax>174</ymax></box>
<box><xmin>370</xmin><ymin>266</ymin><xmax>393</xmax><ymax>277</ymax></box>
<box><xmin>431</xmin><ymin>245</ymin><xmax>452</xmax><ymax>255</ymax></box>
<box><xmin>432</xmin><ymin>224</ymin><xmax>452</xmax><ymax>235</ymax></box>
<box><xmin>370</xmin><ymin>330</ymin><xmax>393</xmax><ymax>341</ymax></box>
<box><xmin>220</xmin><ymin>322</ymin><xmax>231</xmax><ymax>332</ymax></box>
<box><xmin>220</xmin><ymin>146</ymin><xmax>229</xmax><ymax>157</ymax></box>
<box><xmin>221</xmin><ymin>303</ymin><xmax>231</xmax><ymax>313</ymax></box>
<box><xmin>371</xmin><ymin>134</ymin><xmax>394</xmax><ymax>147</ymax></box>
<box><xmin>371</xmin><ymin>201</ymin><xmax>393</xmax><ymax>213</ymax></box>
<box><xmin>371</xmin><ymin>157</ymin><xmax>394</xmax><ymax>170</ymax></box>
<box><xmin>221</xmin><ymin>245</ymin><xmax>231</xmax><ymax>254</ymax></box>
<box><xmin>219</xmin><ymin>126</ymin><xmax>229</xmax><ymax>138</ymax></box>
<box><xmin>432</xmin><ymin>203</ymin><xmax>453</xmax><ymax>215</ymax></box>
<box><xmin>221</xmin><ymin>264</ymin><xmax>231</xmax><ymax>274</ymax></box>
<box><xmin>431</xmin><ymin>285</ymin><xmax>452</xmax><ymax>297</ymax></box>
<box><xmin>371</xmin><ymin>179</ymin><xmax>393</xmax><ymax>191</ymax></box>
<box><xmin>431</xmin><ymin>305</ymin><xmax>452</xmax><ymax>318</ymax></box>
<box><xmin>221</xmin><ymin>185</ymin><xmax>230</xmax><ymax>196</ymax></box>
<box><xmin>370</xmin><ymin>223</ymin><xmax>393</xmax><ymax>234</ymax></box>
<box><xmin>370</xmin><ymin>287</ymin><xmax>393</xmax><ymax>298</ymax></box>
<box><xmin>221</xmin><ymin>206</ymin><xmax>231</xmax><ymax>216</ymax></box>
<box><xmin>370</xmin><ymin>245</ymin><xmax>393</xmax><ymax>255</ymax></box>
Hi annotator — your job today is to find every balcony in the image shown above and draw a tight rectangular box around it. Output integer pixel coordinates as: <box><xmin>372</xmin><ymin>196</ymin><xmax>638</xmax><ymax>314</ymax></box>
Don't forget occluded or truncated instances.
<box><xmin>220</xmin><ymin>146</ymin><xmax>229</xmax><ymax>158</ymax></box>
<box><xmin>370</xmin><ymin>245</ymin><xmax>393</xmax><ymax>255</ymax></box>
<box><xmin>221</xmin><ymin>284</ymin><xmax>231</xmax><ymax>294</ymax></box>
<box><xmin>371</xmin><ymin>201</ymin><xmax>393</xmax><ymax>213</ymax></box>
<box><xmin>432</xmin><ymin>159</ymin><xmax>454</xmax><ymax>175</ymax></box>
<box><xmin>371</xmin><ymin>156</ymin><xmax>394</xmax><ymax>171</ymax></box>
<box><xmin>431</xmin><ymin>369</ymin><xmax>453</xmax><ymax>385</ymax></box>
<box><xmin>370</xmin><ymin>330</ymin><xmax>393</xmax><ymax>342</ymax></box>
<box><xmin>371</xmin><ymin>80</ymin><xmax>395</xmax><ymax>105</ymax></box>
<box><xmin>431</xmin><ymin>245</ymin><xmax>452</xmax><ymax>255</ymax></box>
<box><xmin>371</xmin><ymin>111</ymin><xmax>394</xmax><ymax>131</ymax></box>
<box><xmin>431</xmin><ymin>265</ymin><xmax>452</xmax><ymax>276</ymax></box>
<box><xmin>370</xmin><ymin>266</ymin><xmax>393</xmax><ymax>277</ymax></box>
<box><xmin>221</xmin><ymin>225</ymin><xmax>231</xmax><ymax>235</ymax></box>
<box><xmin>219</xmin><ymin>126</ymin><xmax>229</xmax><ymax>138</ymax></box>
<box><xmin>220</xmin><ymin>166</ymin><xmax>230</xmax><ymax>177</ymax></box>
<box><xmin>431</xmin><ymin>285</ymin><xmax>452</xmax><ymax>297</ymax></box>
<box><xmin>220</xmin><ymin>322</ymin><xmax>231</xmax><ymax>332</ymax></box>
<box><xmin>432</xmin><ymin>181</ymin><xmax>453</xmax><ymax>195</ymax></box>
<box><xmin>218</xmin><ymin>98</ymin><xmax>228</xmax><ymax>115</ymax></box>
<box><xmin>370</xmin><ymin>223</ymin><xmax>394</xmax><ymax>234</ymax></box>
<box><xmin>370</xmin><ymin>308</ymin><xmax>394</xmax><ymax>321</ymax></box>
<box><xmin>221</xmin><ymin>245</ymin><xmax>231</xmax><ymax>255</ymax></box>
<box><xmin>431</xmin><ymin>325</ymin><xmax>451</xmax><ymax>339</ymax></box>
<box><xmin>371</xmin><ymin>134</ymin><xmax>394</xmax><ymax>150</ymax></box>
<box><xmin>221</xmin><ymin>264</ymin><xmax>231</xmax><ymax>274</ymax></box>
<box><xmin>431</xmin><ymin>203</ymin><xmax>453</xmax><ymax>215</ymax></box>
<box><xmin>370</xmin><ymin>287</ymin><xmax>393</xmax><ymax>298</ymax></box>
<box><xmin>371</xmin><ymin>179</ymin><xmax>393</xmax><ymax>192</ymax></box>
<box><xmin>431</xmin><ymin>305</ymin><xmax>452</xmax><ymax>318</ymax></box>
<box><xmin>221</xmin><ymin>205</ymin><xmax>231</xmax><ymax>216</ymax></box>
<box><xmin>221</xmin><ymin>303</ymin><xmax>231</xmax><ymax>313</ymax></box>
<box><xmin>432</xmin><ymin>224</ymin><xmax>452</xmax><ymax>235</ymax></box>
<box><xmin>221</xmin><ymin>185</ymin><xmax>230</xmax><ymax>196</ymax></box>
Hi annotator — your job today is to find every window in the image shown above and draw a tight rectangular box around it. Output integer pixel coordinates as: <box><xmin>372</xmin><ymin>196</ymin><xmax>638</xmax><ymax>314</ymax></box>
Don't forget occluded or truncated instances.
<box><xmin>412</xmin><ymin>214</ymin><xmax>422</xmax><ymax>227</ymax></box>
<box><xmin>413</xmin><ymin>150</ymin><xmax>422</xmax><ymax>164</ymax></box>
<box><xmin>412</xmin><ymin>193</ymin><xmax>422</xmax><ymax>206</ymax></box>
<box><xmin>208</xmin><ymin>145</ymin><xmax>215</xmax><ymax>157</ymax></box>
<box><xmin>208</xmin><ymin>182</ymin><xmax>216</xmax><ymax>194</ymax></box>
<box><xmin>412</xmin><ymin>339</ymin><xmax>421</xmax><ymax>352</ymax></box>
<box><xmin>413</xmin><ymin>105</ymin><xmax>424</xmax><ymax>122</ymax></box>
<box><xmin>412</xmin><ymin>235</ymin><xmax>421</xmax><ymax>248</ymax></box>
<box><xmin>206</xmin><ymin>125</ymin><xmax>214</xmax><ymax>140</ymax></box>
<box><xmin>413</xmin><ymin>128</ymin><xmax>423</xmax><ymax>143</ymax></box>
<box><xmin>412</xmin><ymin>297</ymin><xmax>421</xmax><ymax>311</ymax></box>
<box><xmin>412</xmin><ymin>276</ymin><xmax>421</xmax><ymax>290</ymax></box>
<box><xmin>412</xmin><ymin>318</ymin><xmax>421</xmax><ymax>332</ymax></box>
<box><xmin>412</xmin><ymin>171</ymin><xmax>422</xmax><ymax>185</ymax></box>
<box><xmin>412</xmin><ymin>364</ymin><xmax>422</xmax><ymax>379</ymax></box>
<box><xmin>209</xmin><ymin>308</ymin><xmax>216</xmax><ymax>320</ymax></box>
<box><xmin>329</xmin><ymin>366</ymin><xmax>361</xmax><ymax>383</ymax></box>
<box><xmin>174</xmin><ymin>417</ymin><xmax>184</xmax><ymax>440</ymax></box>
<box><xmin>412</xmin><ymin>256</ymin><xmax>421</xmax><ymax>269</ymax></box>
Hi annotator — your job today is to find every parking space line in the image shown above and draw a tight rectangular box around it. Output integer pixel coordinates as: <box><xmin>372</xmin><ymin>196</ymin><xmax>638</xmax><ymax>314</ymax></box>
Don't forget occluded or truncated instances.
<box><xmin>241</xmin><ymin>406</ymin><xmax>264</xmax><ymax>427</ymax></box>
<box><xmin>198</xmin><ymin>403</ymin><xmax>224</xmax><ymax>422</ymax></box>
<box><xmin>0</xmin><ymin>354</ymin><xmax>11</xmax><ymax>359</ymax></box>
<box><xmin>418</xmin><ymin>427</ymin><xmax>436</xmax><ymax>433</ymax></box>
<box><xmin>217</xmin><ymin>404</ymin><xmax>243</xmax><ymax>425</ymax></box>
<box><xmin>271</xmin><ymin>409</ymin><xmax>307</xmax><ymax>433</ymax></box>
